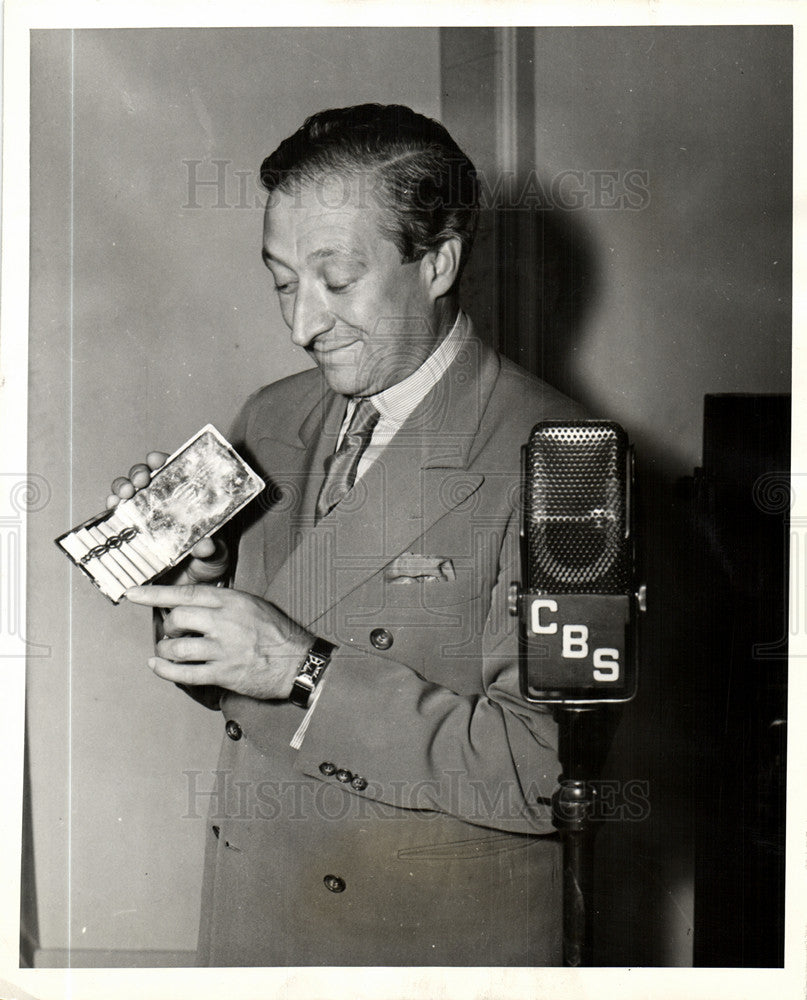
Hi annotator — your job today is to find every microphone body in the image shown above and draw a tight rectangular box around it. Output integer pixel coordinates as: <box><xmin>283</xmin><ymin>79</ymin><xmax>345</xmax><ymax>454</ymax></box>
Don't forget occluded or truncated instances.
<box><xmin>516</xmin><ymin>420</ymin><xmax>640</xmax><ymax>704</ymax></box>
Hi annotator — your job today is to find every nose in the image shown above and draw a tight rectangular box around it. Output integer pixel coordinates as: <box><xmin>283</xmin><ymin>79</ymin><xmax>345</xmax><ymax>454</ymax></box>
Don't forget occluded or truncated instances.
<box><xmin>289</xmin><ymin>281</ymin><xmax>334</xmax><ymax>348</ymax></box>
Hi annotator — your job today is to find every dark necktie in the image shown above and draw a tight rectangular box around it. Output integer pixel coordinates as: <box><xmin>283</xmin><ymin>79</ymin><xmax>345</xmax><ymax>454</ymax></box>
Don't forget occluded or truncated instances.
<box><xmin>315</xmin><ymin>397</ymin><xmax>380</xmax><ymax>522</ymax></box>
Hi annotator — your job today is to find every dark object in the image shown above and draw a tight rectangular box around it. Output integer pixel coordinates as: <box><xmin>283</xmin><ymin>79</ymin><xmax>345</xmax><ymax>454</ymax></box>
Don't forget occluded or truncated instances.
<box><xmin>370</xmin><ymin>628</ymin><xmax>394</xmax><ymax>650</ymax></box>
<box><xmin>691</xmin><ymin>393</ymin><xmax>789</xmax><ymax>967</ymax></box>
<box><xmin>323</xmin><ymin>875</ymin><xmax>346</xmax><ymax>894</ymax></box>
<box><xmin>551</xmin><ymin>706</ymin><xmax>615</xmax><ymax>966</ymax></box>
<box><xmin>518</xmin><ymin>421</ymin><xmax>639</xmax><ymax>703</ymax></box>
<box><xmin>524</xmin><ymin>422</ymin><xmax>630</xmax><ymax>593</ymax></box>
<box><xmin>225</xmin><ymin>720</ymin><xmax>242</xmax><ymax>742</ymax></box>
<box><xmin>290</xmin><ymin>637</ymin><xmax>336</xmax><ymax>707</ymax></box>
<box><xmin>512</xmin><ymin>420</ymin><xmax>642</xmax><ymax>966</ymax></box>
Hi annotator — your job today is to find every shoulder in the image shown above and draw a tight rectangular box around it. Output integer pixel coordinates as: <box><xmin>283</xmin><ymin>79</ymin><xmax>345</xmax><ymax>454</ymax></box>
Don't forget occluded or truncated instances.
<box><xmin>245</xmin><ymin>365</ymin><xmax>322</xmax><ymax>413</ymax></box>
<box><xmin>496</xmin><ymin>355</ymin><xmax>582</xmax><ymax>413</ymax></box>
<box><xmin>230</xmin><ymin>366</ymin><xmax>322</xmax><ymax>444</ymax></box>
<box><xmin>468</xmin><ymin>347</ymin><xmax>590</xmax><ymax>473</ymax></box>
<box><xmin>486</xmin><ymin>352</ymin><xmax>588</xmax><ymax>435</ymax></box>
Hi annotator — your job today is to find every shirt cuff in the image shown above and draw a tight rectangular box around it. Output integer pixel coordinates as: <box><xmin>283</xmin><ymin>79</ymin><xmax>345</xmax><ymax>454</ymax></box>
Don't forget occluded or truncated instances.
<box><xmin>289</xmin><ymin>674</ymin><xmax>328</xmax><ymax>750</ymax></box>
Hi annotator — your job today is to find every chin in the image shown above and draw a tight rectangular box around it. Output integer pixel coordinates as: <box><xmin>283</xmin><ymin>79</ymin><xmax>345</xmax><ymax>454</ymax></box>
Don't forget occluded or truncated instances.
<box><xmin>315</xmin><ymin>363</ymin><xmax>363</xmax><ymax>397</ymax></box>
<box><xmin>311</xmin><ymin>345</ymin><xmax>366</xmax><ymax>396</ymax></box>
<box><xmin>324</xmin><ymin>375</ymin><xmax>362</xmax><ymax>396</ymax></box>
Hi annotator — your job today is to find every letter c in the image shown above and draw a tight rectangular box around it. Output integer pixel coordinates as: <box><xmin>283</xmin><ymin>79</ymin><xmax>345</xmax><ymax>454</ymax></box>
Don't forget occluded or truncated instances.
<box><xmin>530</xmin><ymin>599</ymin><xmax>558</xmax><ymax>634</ymax></box>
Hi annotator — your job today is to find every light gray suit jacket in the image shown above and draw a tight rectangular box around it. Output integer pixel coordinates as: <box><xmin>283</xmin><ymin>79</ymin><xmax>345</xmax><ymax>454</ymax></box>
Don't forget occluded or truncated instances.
<box><xmin>194</xmin><ymin>322</ymin><xmax>586</xmax><ymax>966</ymax></box>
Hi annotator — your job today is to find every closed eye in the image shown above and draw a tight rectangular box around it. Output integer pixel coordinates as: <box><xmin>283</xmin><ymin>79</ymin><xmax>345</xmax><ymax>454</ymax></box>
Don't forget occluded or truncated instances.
<box><xmin>326</xmin><ymin>280</ymin><xmax>354</xmax><ymax>294</ymax></box>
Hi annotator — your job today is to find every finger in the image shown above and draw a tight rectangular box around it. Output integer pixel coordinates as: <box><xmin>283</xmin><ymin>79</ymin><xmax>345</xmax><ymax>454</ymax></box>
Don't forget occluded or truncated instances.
<box><xmin>125</xmin><ymin>583</ymin><xmax>226</xmax><ymax>608</ymax></box>
<box><xmin>147</xmin><ymin>656</ymin><xmax>219</xmax><ymax>686</ymax></box>
<box><xmin>156</xmin><ymin>635</ymin><xmax>220</xmax><ymax>662</ymax></box>
<box><xmin>106</xmin><ymin>493</ymin><xmax>120</xmax><ymax>510</ymax></box>
<box><xmin>189</xmin><ymin>538</ymin><xmax>230</xmax><ymax>580</ymax></box>
<box><xmin>146</xmin><ymin>451</ymin><xmax>169</xmax><ymax>471</ymax></box>
<box><xmin>162</xmin><ymin>606</ymin><xmax>214</xmax><ymax>637</ymax></box>
<box><xmin>111</xmin><ymin>477</ymin><xmax>136</xmax><ymax>499</ymax></box>
<box><xmin>190</xmin><ymin>536</ymin><xmax>216</xmax><ymax>560</ymax></box>
<box><xmin>128</xmin><ymin>463</ymin><xmax>152</xmax><ymax>489</ymax></box>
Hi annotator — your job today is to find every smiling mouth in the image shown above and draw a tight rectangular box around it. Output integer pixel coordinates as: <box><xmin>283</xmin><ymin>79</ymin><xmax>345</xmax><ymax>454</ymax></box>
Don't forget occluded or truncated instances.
<box><xmin>310</xmin><ymin>339</ymin><xmax>360</xmax><ymax>356</ymax></box>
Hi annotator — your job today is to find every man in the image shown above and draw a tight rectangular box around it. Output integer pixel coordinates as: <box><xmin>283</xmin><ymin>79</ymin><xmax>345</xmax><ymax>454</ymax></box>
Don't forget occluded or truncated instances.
<box><xmin>115</xmin><ymin>104</ymin><xmax>585</xmax><ymax>966</ymax></box>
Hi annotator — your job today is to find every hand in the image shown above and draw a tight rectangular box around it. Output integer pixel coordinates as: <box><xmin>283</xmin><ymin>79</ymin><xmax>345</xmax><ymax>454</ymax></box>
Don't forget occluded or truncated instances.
<box><xmin>125</xmin><ymin>583</ymin><xmax>313</xmax><ymax>700</ymax></box>
<box><xmin>107</xmin><ymin>451</ymin><xmax>229</xmax><ymax>584</ymax></box>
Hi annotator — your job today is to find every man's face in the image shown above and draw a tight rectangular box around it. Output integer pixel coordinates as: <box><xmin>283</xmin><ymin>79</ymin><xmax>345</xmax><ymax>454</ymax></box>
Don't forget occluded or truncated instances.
<box><xmin>262</xmin><ymin>174</ymin><xmax>442</xmax><ymax>397</ymax></box>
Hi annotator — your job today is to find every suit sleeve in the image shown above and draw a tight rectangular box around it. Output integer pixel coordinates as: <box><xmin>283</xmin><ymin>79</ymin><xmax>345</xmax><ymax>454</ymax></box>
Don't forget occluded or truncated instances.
<box><xmin>292</xmin><ymin>511</ymin><xmax>560</xmax><ymax>836</ymax></box>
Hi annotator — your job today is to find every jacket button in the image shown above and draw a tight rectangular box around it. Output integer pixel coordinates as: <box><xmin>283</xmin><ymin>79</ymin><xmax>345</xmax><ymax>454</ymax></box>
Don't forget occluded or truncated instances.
<box><xmin>324</xmin><ymin>874</ymin><xmax>346</xmax><ymax>893</ymax></box>
<box><xmin>351</xmin><ymin>776</ymin><xmax>368</xmax><ymax>791</ymax></box>
<box><xmin>225</xmin><ymin>720</ymin><xmax>242</xmax><ymax>741</ymax></box>
<box><xmin>335</xmin><ymin>768</ymin><xmax>353</xmax><ymax>783</ymax></box>
<box><xmin>370</xmin><ymin>627</ymin><xmax>393</xmax><ymax>650</ymax></box>
<box><xmin>319</xmin><ymin>761</ymin><xmax>337</xmax><ymax>776</ymax></box>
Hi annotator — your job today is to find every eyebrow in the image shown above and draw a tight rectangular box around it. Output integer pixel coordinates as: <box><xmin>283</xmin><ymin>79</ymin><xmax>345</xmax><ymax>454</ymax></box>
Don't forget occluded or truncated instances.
<box><xmin>261</xmin><ymin>245</ymin><xmax>368</xmax><ymax>267</ymax></box>
<box><xmin>308</xmin><ymin>245</ymin><xmax>367</xmax><ymax>264</ymax></box>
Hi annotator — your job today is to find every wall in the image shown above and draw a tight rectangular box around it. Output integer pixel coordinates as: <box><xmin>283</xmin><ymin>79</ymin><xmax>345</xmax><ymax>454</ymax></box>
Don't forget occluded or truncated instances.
<box><xmin>530</xmin><ymin>26</ymin><xmax>791</xmax><ymax>478</ymax></box>
<box><xmin>26</xmin><ymin>26</ymin><xmax>440</xmax><ymax>962</ymax></box>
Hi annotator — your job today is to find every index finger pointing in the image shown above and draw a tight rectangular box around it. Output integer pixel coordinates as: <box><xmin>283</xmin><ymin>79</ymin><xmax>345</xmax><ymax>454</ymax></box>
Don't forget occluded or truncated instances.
<box><xmin>125</xmin><ymin>584</ymin><xmax>225</xmax><ymax>608</ymax></box>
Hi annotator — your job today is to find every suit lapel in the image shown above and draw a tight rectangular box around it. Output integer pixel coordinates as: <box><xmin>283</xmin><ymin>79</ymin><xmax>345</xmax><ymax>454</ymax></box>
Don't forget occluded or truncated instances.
<box><xmin>262</xmin><ymin>323</ymin><xmax>502</xmax><ymax>628</ymax></box>
<box><xmin>237</xmin><ymin>377</ymin><xmax>346</xmax><ymax>592</ymax></box>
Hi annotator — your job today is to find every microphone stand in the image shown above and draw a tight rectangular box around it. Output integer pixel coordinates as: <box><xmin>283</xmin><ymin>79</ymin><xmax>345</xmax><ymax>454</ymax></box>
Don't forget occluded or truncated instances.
<box><xmin>552</xmin><ymin>705</ymin><xmax>613</xmax><ymax>967</ymax></box>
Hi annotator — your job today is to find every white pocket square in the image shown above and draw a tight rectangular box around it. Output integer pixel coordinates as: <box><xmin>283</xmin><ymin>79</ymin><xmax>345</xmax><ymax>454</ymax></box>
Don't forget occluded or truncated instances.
<box><xmin>385</xmin><ymin>552</ymin><xmax>456</xmax><ymax>584</ymax></box>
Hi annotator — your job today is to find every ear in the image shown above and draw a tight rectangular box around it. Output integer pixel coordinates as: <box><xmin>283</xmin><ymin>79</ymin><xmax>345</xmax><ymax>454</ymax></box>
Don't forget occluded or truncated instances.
<box><xmin>419</xmin><ymin>236</ymin><xmax>463</xmax><ymax>300</ymax></box>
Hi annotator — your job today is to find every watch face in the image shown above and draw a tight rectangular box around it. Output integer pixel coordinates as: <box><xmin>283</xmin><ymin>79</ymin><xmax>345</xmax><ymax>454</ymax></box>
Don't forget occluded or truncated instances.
<box><xmin>291</xmin><ymin>640</ymin><xmax>335</xmax><ymax>707</ymax></box>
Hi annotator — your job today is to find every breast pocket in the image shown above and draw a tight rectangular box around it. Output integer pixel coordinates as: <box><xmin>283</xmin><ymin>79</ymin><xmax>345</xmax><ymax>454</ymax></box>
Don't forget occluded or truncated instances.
<box><xmin>348</xmin><ymin>566</ymin><xmax>482</xmax><ymax>623</ymax></box>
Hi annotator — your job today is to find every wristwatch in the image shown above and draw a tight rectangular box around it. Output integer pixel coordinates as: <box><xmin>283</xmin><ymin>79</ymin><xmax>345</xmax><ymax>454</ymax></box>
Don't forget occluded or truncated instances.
<box><xmin>290</xmin><ymin>637</ymin><xmax>336</xmax><ymax>708</ymax></box>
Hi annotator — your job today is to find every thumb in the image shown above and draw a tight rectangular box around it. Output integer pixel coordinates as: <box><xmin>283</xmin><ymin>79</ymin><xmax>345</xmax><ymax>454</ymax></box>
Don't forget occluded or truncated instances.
<box><xmin>187</xmin><ymin>536</ymin><xmax>230</xmax><ymax>582</ymax></box>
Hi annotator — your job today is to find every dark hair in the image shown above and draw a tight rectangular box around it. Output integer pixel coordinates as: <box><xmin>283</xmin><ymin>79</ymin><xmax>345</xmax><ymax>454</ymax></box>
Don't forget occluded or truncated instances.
<box><xmin>260</xmin><ymin>104</ymin><xmax>479</xmax><ymax>283</ymax></box>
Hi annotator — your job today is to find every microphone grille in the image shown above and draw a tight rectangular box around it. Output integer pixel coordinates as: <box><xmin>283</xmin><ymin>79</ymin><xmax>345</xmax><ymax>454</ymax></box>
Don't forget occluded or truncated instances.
<box><xmin>524</xmin><ymin>421</ymin><xmax>630</xmax><ymax>593</ymax></box>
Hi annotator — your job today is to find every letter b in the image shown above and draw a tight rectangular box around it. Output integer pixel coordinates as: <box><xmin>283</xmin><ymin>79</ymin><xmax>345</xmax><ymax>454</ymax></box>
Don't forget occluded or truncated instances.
<box><xmin>562</xmin><ymin>625</ymin><xmax>589</xmax><ymax>658</ymax></box>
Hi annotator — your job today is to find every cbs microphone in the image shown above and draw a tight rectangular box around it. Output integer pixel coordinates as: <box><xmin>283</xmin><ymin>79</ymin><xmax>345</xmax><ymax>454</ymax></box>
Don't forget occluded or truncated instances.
<box><xmin>512</xmin><ymin>420</ymin><xmax>644</xmax><ymax>704</ymax></box>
